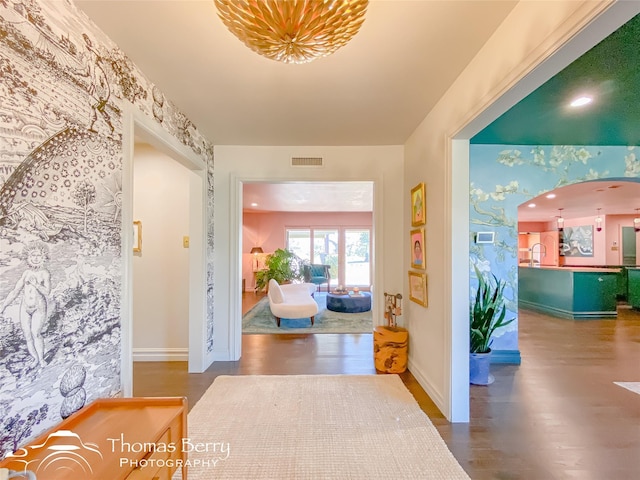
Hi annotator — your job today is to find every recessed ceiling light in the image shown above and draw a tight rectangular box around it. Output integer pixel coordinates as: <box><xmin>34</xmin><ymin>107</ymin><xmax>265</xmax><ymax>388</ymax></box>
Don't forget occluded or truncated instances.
<box><xmin>546</xmin><ymin>193</ymin><xmax>556</xmax><ymax>199</ymax></box>
<box><xmin>251</xmin><ymin>202</ymin><xmax>258</xmax><ymax>207</ymax></box>
<box><xmin>570</xmin><ymin>96</ymin><xmax>593</xmax><ymax>107</ymax></box>
<box><xmin>528</xmin><ymin>203</ymin><xmax>536</xmax><ymax>208</ymax></box>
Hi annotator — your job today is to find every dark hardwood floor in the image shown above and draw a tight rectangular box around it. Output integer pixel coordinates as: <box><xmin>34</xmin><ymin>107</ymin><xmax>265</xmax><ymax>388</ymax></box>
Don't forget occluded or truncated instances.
<box><xmin>134</xmin><ymin>292</ymin><xmax>640</xmax><ymax>480</ymax></box>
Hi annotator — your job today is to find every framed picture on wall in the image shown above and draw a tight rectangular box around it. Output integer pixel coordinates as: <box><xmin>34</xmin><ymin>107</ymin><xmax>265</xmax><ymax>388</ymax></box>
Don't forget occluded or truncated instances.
<box><xmin>408</xmin><ymin>271</ymin><xmax>428</xmax><ymax>307</ymax></box>
<box><xmin>410</xmin><ymin>228</ymin><xmax>426</xmax><ymax>269</ymax></box>
<box><xmin>411</xmin><ymin>182</ymin><xmax>426</xmax><ymax>226</ymax></box>
<box><xmin>133</xmin><ymin>220</ymin><xmax>142</xmax><ymax>253</ymax></box>
<box><xmin>560</xmin><ymin>225</ymin><xmax>594</xmax><ymax>257</ymax></box>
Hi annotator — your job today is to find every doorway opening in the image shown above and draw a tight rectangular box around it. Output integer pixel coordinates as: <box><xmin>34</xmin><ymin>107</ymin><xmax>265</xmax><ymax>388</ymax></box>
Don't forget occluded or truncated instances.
<box><xmin>132</xmin><ymin>142</ymin><xmax>190</xmax><ymax>363</ymax></box>
<box><xmin>121</xmin><ymin>107</ymin><xmax>208</xmax><ymax>395</ymax></box>
<box><xmin>235</xmin><ymin>179</ymin><xmax>378</xmax><ymax>343</ymax></box>
<box><xmin>455</xmin><ymin>5</ymin><xmax>639</xmax><ymax>421</ymax></box>
<box><xmin>621</xmin><ymin>226</ymin><xmax>637</xmax><ymax>265</ymax></box>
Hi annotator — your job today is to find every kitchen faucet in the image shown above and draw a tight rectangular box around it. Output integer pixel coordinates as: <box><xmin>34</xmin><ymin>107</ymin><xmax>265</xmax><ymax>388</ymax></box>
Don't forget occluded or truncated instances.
<box><xmin>530</xmin><ymin>242</ymin><xmax>547</xmax><ymax>267</ymax></box>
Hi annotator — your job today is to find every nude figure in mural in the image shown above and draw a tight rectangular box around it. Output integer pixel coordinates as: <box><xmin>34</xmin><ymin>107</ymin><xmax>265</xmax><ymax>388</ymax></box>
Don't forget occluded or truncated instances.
<box><xmin>0</xmin><ymin>241</ymin><xmax>51</xmax><ymax>368</ymax></box>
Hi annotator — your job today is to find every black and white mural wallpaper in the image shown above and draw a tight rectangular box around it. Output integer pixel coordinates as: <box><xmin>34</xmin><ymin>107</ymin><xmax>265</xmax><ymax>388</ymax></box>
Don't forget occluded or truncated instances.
<box><xmin>0</xmin><ymin>0</ymin><xmax>214</xmax><ymax>457</ymax></box>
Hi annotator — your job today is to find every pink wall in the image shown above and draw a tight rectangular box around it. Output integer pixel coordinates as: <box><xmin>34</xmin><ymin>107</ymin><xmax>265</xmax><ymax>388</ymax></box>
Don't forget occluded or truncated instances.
<box><xmin>519</xmin><ymin>215</ymin><xmax>640</xmax><ymax>266</ymax></box>
<box><xmin>518</xmin><ymin>221</ymin><xmax>547</xmax><ymax>233</ymax></box>
<box><xmin>604</xmin><ymin>214</ymin><xmax>640</xmax><ymax>265</ymax></box>
<box><xmin>242</xmin><ymin>211</ymin><xmax>373</xmax><ymax>289</ymax></box>
<box><xmin>560</xmin><ymin>214</ymin><xmax>639</xmax><ymax>266</ymax></box>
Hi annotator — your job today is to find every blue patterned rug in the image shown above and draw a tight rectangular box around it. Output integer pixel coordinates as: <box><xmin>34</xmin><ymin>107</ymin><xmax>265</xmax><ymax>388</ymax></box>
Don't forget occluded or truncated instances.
<box><xmin>243</xmin><ymin>293</ymin><xmax>373</xmax><ymax>334</ymax></box>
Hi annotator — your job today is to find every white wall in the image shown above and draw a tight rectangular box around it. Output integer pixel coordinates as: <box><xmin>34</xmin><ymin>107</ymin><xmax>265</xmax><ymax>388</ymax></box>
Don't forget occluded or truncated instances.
<box><xmin>213</xmin><ymin>145</ymin><xmax>404</xmax><ymax>360</ymax></box>
<box><xmin>404</xmin><ymin>1</ymin><xmax>625</xmax><ymax>421</ymax></box>
<box><xmin>133</xmin><ymin>143</ymin><xmax>190</xmax><ymax>360</ymax></box>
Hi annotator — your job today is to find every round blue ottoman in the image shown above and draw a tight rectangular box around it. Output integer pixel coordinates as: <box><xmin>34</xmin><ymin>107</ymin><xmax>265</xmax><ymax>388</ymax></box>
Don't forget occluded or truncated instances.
<box><xmin>326</xmin><ymin>292</ymin><xmax>371</xmax><ymax>313</ymax></box>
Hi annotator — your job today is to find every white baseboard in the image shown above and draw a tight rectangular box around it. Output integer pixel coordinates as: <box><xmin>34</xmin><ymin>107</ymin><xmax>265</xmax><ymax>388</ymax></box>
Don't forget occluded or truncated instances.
<box><xmin>133</xmin><ymin>348</ymin><xmax>188</xmax><ymax>362</ymax></box>
<box><xmin>407</xmin><ymin>358</ymin><xmax>447</xmax><ymax>417</ymax></box>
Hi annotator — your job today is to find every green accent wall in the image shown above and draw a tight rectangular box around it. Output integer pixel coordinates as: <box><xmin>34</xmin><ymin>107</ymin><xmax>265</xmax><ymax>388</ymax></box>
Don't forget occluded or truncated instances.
<box><xmin>472</xmin><ymin>15</ymin><xmax>640</xmax><ymax>146</ymax></box>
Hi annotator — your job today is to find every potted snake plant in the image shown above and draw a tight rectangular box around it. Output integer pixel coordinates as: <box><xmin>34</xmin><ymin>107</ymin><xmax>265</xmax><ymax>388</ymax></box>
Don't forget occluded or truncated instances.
<box><xmin>470</xmin><ymin>265</ymin><xmax>515</xmax><ymax>385</ymax></box>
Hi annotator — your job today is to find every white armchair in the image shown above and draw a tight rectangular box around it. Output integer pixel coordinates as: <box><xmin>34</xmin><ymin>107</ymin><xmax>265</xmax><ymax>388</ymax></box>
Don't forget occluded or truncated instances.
<box><xmin>267</xmin><ymin>279</ymin><xmax>319</xmax><ymax>327</ymax></box>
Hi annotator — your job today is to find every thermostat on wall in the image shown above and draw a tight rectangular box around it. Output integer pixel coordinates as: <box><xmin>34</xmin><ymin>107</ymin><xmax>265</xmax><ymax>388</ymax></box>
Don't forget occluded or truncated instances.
<box><xmin>475</xmin><ymin>232</ymin><xmax>495</xmax><ymax>244</ymax></box>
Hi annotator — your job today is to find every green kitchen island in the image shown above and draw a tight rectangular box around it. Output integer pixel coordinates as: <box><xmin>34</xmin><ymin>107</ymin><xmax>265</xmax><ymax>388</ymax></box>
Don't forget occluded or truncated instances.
<box><xmin>626</xmin><ymin>267</ymin><xmax>640</xmax><ymax>309</ymax></box>
<box><xmin>519</xmin><ymin>266</ymin><xmax>620</xmax><ymax>319</ymax></box>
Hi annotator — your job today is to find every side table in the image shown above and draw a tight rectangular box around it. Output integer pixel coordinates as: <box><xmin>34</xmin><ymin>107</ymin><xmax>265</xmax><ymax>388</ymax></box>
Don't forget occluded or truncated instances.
<box><xmin>0</xmin><ymin>397</ymin><xmax>187</xmax><ymax>479</ymax></box>
<box><xmin>374</xmin><ymin>326</ymin><xmax>408</xmax><ymax>373</ymax></box>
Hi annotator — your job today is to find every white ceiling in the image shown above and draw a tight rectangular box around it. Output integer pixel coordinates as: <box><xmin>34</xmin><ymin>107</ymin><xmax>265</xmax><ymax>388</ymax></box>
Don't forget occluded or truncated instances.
<box><xmin>241</xmin><ymin>179</ymin><xmax>640</xmax><ymax>216</ymax></box>
<box><xmin>88</xmin><ymin>2</ymin><xmax>639</xmax><ymax>217</ymax></box>
<box><xmin>517</xmin><ymin>180</ymin><xmax>640</xmax><ymax>223</ymax></box>
<box><xmin>75</xmin><ymin>0</ymin><xmax>517</xmax><ymax>146</ymax></box>
<box><xmin>243</xmin><ymin>182</ymin><xmax>373</xmax><ymax>212</ymax></box>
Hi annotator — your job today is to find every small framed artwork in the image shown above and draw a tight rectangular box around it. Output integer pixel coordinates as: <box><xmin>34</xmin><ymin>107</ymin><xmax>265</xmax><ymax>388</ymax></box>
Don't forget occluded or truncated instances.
<box><xmin>133</xmin><ymin>220</ymin><xmax>142</xmax><ymax>253</ymax></box>
<box><xmin>410</xmin><ymin>228</ymin><xmax>425</xmax><ymax>270</ymax></box>
<box><xmin>411</xmin><ymin>182</ymin><xmax>426</xmax><ymax>226</ymax></box>
<box><xmin>408</xmin><ymin>271</ymin><xmax>428</xmax><ymax>307</ymax></box>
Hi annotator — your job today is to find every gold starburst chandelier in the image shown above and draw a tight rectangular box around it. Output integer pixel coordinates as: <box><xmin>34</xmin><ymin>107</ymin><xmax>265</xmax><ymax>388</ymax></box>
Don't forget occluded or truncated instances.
<box><xmin>214</xmin><ymin>0</ymin><xmax>369</xmax><ymax>64</ymax></box>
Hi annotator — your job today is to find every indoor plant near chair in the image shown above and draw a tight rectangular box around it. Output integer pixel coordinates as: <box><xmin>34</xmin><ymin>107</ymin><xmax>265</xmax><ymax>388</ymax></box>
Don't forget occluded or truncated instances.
<box><xmin>470</xmin><ymin>265</ymin><xmax>515</xmax><ymax>385</ymax></box>
<box><xmin>255</xmin><ymin>248</ymin><xmax>304</xmax><ymax>291</ymax></box>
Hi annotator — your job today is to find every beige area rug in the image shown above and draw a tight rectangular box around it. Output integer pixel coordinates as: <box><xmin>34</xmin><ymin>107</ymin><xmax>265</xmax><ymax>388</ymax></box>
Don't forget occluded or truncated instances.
<box><xmin>175</xmin><ymin>374</ymin><xmax>470</xmax><ymax>479</ymax></box>
<box><xmin>614</xmin><ymin>381</ymin><xmax>640</xmax><ymax>395</ymax></box>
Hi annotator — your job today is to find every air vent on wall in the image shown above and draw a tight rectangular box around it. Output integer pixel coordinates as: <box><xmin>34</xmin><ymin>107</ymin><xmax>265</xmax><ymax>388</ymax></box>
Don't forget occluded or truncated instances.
<box><xmin>291</xmin><ymin>156</ymin><xmax>323</xmax><ymax>167</ymax></box>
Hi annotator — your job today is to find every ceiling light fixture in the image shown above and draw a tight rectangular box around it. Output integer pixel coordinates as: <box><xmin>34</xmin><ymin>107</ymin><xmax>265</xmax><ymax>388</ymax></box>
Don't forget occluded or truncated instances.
<box><xmin>570</xmin><ymin>95</ymin><xmax>593</xmax><ymax>107</ymax></box>
<box><xmin>214</xmin><ymin>0</ymin><xmax>369</xmax><ymax>64</ymax></box>
<box><xmin>528</xmin><ymin>203</ymin><xmax>536</xmax><ymax>208</ymax></box>
<box><xmin>546</xmin><ymin>193</ymin><xmax>556</xmax><ymax>199</ymax></box>
<box><xmin>595</xmin><ymin>208</ymin><xmax>602</xmax><ymax>232</ymax></box>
